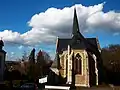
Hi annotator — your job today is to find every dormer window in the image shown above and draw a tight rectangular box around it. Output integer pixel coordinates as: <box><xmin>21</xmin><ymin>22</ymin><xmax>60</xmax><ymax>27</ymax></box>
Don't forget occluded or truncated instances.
<box><xmin>77</xmin><ymin>39</ymin><xmax>80</xmax><ymax>43</ymax></box>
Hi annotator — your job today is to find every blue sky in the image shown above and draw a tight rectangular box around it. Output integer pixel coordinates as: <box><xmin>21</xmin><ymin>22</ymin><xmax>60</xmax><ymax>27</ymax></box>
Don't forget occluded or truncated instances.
<box><xmin>0</xmin><ymin>0</ymin><xmax>120</xmax><ymax>60</ymax></box>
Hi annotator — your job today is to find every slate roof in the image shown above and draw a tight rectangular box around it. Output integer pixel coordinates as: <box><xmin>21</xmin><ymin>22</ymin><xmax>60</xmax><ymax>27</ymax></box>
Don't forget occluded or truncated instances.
<box><xmin>56</xmin><ymin>38</ymin><xmax>98</xmax><ymax>54</ymax></box>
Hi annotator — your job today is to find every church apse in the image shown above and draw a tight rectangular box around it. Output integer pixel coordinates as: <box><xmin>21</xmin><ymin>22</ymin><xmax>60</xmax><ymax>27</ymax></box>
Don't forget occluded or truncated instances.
<box><xmin>72</xmin><ymin>50</ymin><xmax>90</xmax><ymax>87</ymax></box>
<box><xmin>55</xmin><ymin>7</ymin><xmax>103</xmax><ymax>87</ymax></box>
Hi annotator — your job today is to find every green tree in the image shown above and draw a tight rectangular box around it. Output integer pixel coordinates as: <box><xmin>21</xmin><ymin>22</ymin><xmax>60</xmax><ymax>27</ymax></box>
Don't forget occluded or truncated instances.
<box><xmin>22</xmin><ymin>50</ymin><xmax>28</xmax><ymax>61</ymax></box>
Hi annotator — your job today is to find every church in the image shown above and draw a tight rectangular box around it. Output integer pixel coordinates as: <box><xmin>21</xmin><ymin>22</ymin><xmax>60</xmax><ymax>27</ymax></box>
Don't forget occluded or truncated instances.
<box><xmin>55</xmin><ymin>8</ymin><xmax>104</xmax><ymax>87</ymax></box>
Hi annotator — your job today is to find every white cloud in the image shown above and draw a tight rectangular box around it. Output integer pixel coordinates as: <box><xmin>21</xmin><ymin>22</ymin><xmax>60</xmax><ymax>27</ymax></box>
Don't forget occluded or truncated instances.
<box><xmin>10</xmin><ymin>52</ymin><xmax>15</xmax><ymax>59</ymax></box>
<box><xmin>113</xmin><ymin>32</ymin><xmax>120</xmax><ymax>36</ymax></box>
<box><xmin>27</xmin><ymin>46</ymin><xmax>34</xmax><ymax>49</ymax></box>
<box><xmin>0</xmin><ymin>30</ymin><xmax>23</xmax><ymax>44</ymax></box>
<box><xmin>18</xmin><ymin>45</ymin><xmax>24</xmax><ymax>50</ymax></box>
<box><xmin>1</xmin><ymin>3</ymin><xmax>120</xmax><ymax>46</ymax></box>
<box><xmin>87</xmin><ymin>11</ymin><xmax>120</xmax><ymax>31</ymax></box>
<box><xmin>11</xmin><ymin>52</ymin><xmax>15</xmax><ymax>55</ymax></box>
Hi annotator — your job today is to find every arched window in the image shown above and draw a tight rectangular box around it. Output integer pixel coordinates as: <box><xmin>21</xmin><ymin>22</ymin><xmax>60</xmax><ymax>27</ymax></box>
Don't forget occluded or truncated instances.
<box><xmin>75</xmin><ymin>53</ymin><xmax>82</xmax><ymax>74</ymax></box>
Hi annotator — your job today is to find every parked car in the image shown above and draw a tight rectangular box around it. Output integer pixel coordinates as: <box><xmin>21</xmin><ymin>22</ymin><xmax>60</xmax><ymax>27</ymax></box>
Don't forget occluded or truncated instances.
<box><xmin>20</xmin><ymin>83</ymin><xmax>38</xmax><ymax>90</ymax></box>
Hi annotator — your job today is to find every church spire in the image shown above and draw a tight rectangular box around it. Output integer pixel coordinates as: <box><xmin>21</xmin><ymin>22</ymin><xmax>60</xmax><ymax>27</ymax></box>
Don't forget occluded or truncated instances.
<box><xmin>71</xmin><ymin>7</ymin><xmax>85</xmax><ymax>45</ymax></box>
<box><xmin>72</xmin><ymin>7</ymin><xmax>80</xmax><ymax>36</ymax></box>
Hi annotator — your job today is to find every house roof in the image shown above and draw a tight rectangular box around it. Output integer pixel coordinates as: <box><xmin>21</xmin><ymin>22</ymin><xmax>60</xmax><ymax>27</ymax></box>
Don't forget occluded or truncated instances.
<box><xmin>50</xmin><ymin>68</ymin><xmax>59</xmax><ymax>75</ymax></box>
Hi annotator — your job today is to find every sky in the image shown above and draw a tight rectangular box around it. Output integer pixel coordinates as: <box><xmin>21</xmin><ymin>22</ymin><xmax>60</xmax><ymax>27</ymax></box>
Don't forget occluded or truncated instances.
<box><xmin>0</xmin><ymin>0</ymin><xmax>120</xmax><ymax>61</ymax></box>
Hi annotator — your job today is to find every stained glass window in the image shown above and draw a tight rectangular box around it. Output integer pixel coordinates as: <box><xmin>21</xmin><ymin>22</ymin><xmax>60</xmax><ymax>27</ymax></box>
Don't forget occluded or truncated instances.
<box><xmin>75</xmin><ymin>53</ymin><xmax>82</xmax><ymax>74</ymax></box>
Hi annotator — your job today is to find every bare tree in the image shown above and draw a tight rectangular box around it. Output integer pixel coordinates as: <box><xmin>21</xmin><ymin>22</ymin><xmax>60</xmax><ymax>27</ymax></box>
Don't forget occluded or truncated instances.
<box><xmin>101</xmin><ymin>44</ymin><xmax>120</xmax><ymax>84</ymax></box>
<box><xmin>22</xmin><ymin>50</ymin><xmax>28</xmax><ymax>61</ymax></box>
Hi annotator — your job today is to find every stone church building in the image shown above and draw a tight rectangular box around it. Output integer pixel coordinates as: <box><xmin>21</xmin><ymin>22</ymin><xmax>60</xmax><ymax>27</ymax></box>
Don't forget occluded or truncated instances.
<box><xmin>55</xmin><ymin>8</ymin><xmax>104</xmax><ymax>87</ymax></box>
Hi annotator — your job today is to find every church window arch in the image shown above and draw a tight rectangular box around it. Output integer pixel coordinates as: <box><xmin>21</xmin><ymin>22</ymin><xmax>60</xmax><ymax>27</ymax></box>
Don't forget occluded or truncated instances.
<box><xmin>74</xmin><ymin>53</ymin><xmax>82</xmax><ymax>74</ymax></box>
